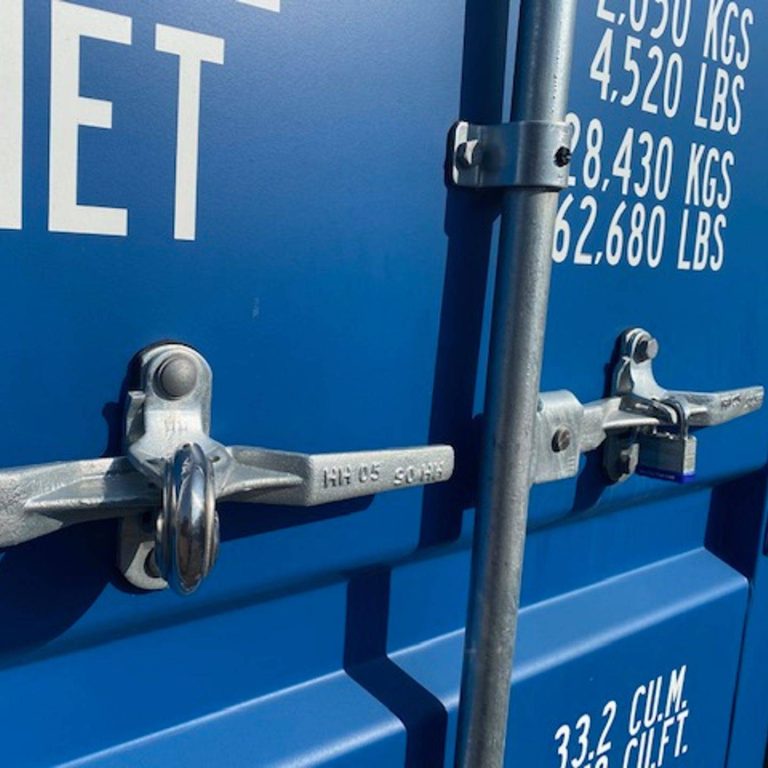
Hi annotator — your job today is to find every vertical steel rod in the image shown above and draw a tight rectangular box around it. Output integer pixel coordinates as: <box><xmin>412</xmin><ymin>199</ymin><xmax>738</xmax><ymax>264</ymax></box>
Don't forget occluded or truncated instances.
<box><xmin>454</xmin><ymin>2</ymin><xmax>578</xmax><ymax>767</ymax></box>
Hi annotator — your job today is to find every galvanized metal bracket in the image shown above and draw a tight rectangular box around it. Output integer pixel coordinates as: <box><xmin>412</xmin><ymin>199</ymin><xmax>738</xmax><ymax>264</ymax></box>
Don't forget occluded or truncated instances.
<box><xmin>450</xmin><ymin>120</ymin><xmax>572</xmax><ymax>189</ymax></box>
<box><xmin>533</xmin><ymin>328</ymin><xmax>764</xmax><ymax>485</ymax></box>
<box><xmin>0</xmin><ymin>344</ymin><xmax>454</xmax><ymax>595</ymax></box>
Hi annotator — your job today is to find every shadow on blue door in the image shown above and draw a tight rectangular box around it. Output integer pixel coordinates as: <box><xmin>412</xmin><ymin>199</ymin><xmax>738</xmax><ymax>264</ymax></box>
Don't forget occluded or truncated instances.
<box><xmin>0</xmin><ymin>521</ymin><xmax>115</xmax><ymax>665</ymax></box>
<box><xmin>345</xmin><ymin>568</ymin><xmax>449</xmax><ymax>766</ymax></box>
<box><xmin>343</xmin><ymin>1</ymin><xmax>512</xmax><ymax>765</ymax></box>
<box><xmin>0</xmin><ymin>357</ymin><xmax>141</xmax><ymax>665</ymax></box>
<box><xmin>418</xmin><ymin>0</ymin><xmax>512</xmax><ymax>551</ymax></box>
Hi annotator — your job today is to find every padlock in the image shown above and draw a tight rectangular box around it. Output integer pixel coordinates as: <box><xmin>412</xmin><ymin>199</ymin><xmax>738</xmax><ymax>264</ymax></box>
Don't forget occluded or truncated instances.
<box><xmin>636</xmin><ymin>397</ymin><xmax>696</xmax><ymax>483</ymax></box>
<box><xmin>636</xmin><ymin>431</ymin><xmax>698</xmax><ymax>483</ymax></box>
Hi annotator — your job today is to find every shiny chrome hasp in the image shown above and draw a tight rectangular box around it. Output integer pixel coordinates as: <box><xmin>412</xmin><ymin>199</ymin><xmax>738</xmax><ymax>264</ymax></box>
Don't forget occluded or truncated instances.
<box><xmin>0</xmin><ymin>344</ymin><xmax>454</xmax><ymax>595</ymax></box>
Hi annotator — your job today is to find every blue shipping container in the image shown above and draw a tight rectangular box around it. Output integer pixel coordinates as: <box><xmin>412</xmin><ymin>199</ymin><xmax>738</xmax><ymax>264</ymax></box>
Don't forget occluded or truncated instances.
<box><xmin>0</xmin><ymin>1</ymin><xmax>766</xmax><ymax>766</ymax></box>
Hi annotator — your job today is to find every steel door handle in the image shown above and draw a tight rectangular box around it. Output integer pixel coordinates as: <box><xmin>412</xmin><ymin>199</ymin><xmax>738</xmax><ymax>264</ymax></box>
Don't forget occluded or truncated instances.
<box><xmin>0</xmin><ymin>344</ymin><xmax>454</xmax><ymax>594</ymax></box>
<box><xmin>534</xmin><ymin>328</ymin><xmax>764</xmax><ymax>484</ymax></box>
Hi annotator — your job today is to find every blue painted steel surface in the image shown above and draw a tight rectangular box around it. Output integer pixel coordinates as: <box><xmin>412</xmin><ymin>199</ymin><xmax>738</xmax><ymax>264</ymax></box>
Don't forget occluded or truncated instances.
<box><xmin>0</xmin><ymin>1</ymin><xmax>766</xmax><ymax>766</ymax></box>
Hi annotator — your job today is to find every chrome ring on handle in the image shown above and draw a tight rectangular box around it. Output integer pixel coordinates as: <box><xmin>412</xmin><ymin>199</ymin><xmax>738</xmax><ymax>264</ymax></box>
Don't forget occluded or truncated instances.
<box><xmin>154</xmin><ymin>443</ymin><xmax>219</xmax><ymax>595</ymax></box>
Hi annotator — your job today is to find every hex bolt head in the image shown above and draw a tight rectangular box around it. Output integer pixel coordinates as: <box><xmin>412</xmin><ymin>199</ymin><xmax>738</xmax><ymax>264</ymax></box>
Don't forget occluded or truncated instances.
<box><xmin>155</xmin><ymin>354</ymin><xmax>199</xmax><ymax>400</ymax></box>
<box><xmin>456</xmin><ymin>139</ymin><xmax>482</xmax><ymax>170</ymax></box>
<box><xmin>634</xmin><ymin>336</ymin><xmax>660</xmax><ymax>363</ymax></box>
<box><xmin>554</xmin><ymin>146</ymin><xmax>572</xmax><ymax>167</ymax></box>
<box><xmin>552</xmin><ymin>427</ymin><xmax>572</xmax><ymax>453</ymax></box>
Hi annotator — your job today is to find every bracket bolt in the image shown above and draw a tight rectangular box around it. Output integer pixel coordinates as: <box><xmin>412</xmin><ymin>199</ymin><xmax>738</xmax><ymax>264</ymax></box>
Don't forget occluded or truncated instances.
<box><xmin>456</xmin><ymin>139</ymin><xmax>482</xmax><ymax>170</ymax></box>
<box><xmin>155</xmin><ymin>354</ymin><xmax>199</xmax><ymax>400</ymax></box>
<box><xmin>552</xmin><ymin>427</ymin><xmax>572</xmax><ymax>453</ymax></box>
<box><xmin>634</xmin><ymin>336</ymin><xmax>659</xmax><ymax>363</ymax></box>
<box><xmin>554</xmin><ymin>146</ymin><xmax>572</xmax><ymax>167</ymax></box>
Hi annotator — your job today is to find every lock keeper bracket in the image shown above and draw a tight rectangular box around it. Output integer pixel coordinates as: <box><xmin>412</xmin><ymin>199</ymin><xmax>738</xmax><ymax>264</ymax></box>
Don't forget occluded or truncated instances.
<box><xmin>450</xmin><ymin>119</ymin><xmax>573</xmax><ymax>190</ymax></box>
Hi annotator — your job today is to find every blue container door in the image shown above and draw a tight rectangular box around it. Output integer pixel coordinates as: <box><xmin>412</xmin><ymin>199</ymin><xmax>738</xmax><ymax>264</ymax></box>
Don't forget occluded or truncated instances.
<box><xmin>498</xmin><ymin>1</ymin><xmax>768</xmax><ymax>766</ymax></box>
<box><xmin>0</xmin><ymin>0</ymin><xmax>473</xmax><ymax>764</ymax></box>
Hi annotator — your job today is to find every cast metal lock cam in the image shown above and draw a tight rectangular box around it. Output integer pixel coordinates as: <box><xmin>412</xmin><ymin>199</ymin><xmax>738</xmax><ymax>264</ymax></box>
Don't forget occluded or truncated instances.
<box><xmin>533</xmin><ymin>328</ymin><xmax>764</xmax><ymax>485</ymax></box>
<box><xmin>0</xmin><ymin>344</ymin><xmax>454</xmax><ymax>595</ymax></box>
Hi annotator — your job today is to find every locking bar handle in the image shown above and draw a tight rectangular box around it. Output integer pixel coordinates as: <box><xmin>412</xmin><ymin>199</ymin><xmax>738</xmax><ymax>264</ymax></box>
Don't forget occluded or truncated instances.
<box><xmin>0</xmin><ymin>437</ymin><xmax>451</xmax><ymax>550</ymax></box>
<box><xmin>533</xmin><ymin>328</ymin><xmax>764</xmax><ymax>485</ymax></box>
<box><xmin>0</xmin><ymin>344</ymin><xmax>454</xmax><ymax>596</ymax></box>
<box><xmin>0</xmin><ymin>457</ymin><xmax>156</xmax><ymax>548</ymax></box>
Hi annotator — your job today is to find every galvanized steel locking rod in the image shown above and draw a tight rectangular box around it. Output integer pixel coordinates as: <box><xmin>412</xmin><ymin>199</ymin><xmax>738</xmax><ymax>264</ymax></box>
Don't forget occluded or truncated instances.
<box><xmin>454</xmin><ymin>2</ymin><xmax>578</xmax><ymax>767</ymax></box>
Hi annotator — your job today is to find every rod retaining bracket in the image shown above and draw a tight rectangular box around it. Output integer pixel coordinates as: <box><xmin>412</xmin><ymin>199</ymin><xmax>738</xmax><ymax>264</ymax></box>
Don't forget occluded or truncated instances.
<box><xmin>449</xmin><ymin>119</ymin><xmax>573</xmax><ymax>190</ymax></box>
